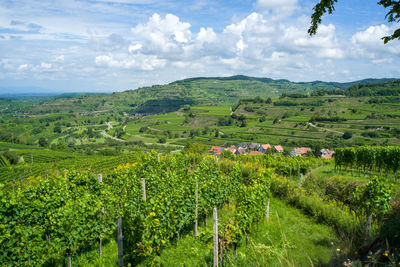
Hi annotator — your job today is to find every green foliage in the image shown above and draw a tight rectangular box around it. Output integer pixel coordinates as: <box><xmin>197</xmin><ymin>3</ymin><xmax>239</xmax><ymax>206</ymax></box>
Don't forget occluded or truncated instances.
<box><xmin>39</xmin><ymin>137</ymin><xmax>49</xmax><ymax>147</ymax></box>
<box><xmin>0</xmin><ymin>155</ymin><xmax>10</xmax><ymax>167</ymax></box>
<box><xmin>2</xmin><ymin>150</ymin><xmax>18</xmax><ymax>165</ymax></box>
<box><xmin>353</xmin><ymin>177</ymin><xmax>392</xmax><ymax>218</ymax></box>
<box><xmin>183</xmin><ymin>141</ymin><xmax>208</xmax><ymax>154</ymax></box>
<box><xmin>342</xmin><ymin>131</ymin><xmax>353</xmax><ymax>139</ymax></box>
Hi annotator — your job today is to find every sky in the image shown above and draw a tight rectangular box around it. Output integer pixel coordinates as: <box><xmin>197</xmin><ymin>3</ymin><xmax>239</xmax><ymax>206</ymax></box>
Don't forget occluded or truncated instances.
<box><xmin>0</xmin><ymin>0</ymin><xmax>399</xmax><ymax>93</ymax></box>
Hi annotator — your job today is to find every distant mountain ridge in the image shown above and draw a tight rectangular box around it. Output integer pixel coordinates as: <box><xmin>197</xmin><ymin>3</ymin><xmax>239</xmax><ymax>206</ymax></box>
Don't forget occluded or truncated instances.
<box><xmin>10</xmin><ymin>75</ymin><xmax>398</xmax><ymax>114</ymax></box>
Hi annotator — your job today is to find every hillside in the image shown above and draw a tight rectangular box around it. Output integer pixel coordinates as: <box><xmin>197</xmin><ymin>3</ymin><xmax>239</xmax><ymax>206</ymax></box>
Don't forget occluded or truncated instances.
<box><xmin>346</xmin><ymin>79</ymin><xmax>400</xmax><ymax>96</ymax></box>
<box><xmin>9</xmin><ymin>75</ymin><xmax>393</xmax><ymax>115</ymax></box>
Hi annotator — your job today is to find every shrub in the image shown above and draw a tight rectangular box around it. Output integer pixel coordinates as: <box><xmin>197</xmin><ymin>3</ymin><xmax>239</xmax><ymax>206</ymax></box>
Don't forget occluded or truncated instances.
<box><xmin>342</xmin><ymin>131</ymin><xmax>353</xmax><ymax>139</ymax></box>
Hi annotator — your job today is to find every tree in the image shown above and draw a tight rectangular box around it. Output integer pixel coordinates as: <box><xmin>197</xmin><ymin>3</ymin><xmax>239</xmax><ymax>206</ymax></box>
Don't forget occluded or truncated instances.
<box><xmin>342</xmin><ymin>131</ymin><xmax>353</xmax><ymax>139</ymax></box>
<box><xmin>38</xmin><ymin>137</ymin><xmax>49</xmax><ymax>147</ymax></box>
<box><xmin>309</xmin><ymin>0</ymin><xmax>400</xmax><ymax>43</ymax></box>
<box><xmin>54</xmin><ymin>125</ymin><xmax>62</xmax><ymax>133</ymax></box>
<box><xmin>183</xmin><ymin>141</ymin><xmax>208</xmax><ymax>154</ymax></box>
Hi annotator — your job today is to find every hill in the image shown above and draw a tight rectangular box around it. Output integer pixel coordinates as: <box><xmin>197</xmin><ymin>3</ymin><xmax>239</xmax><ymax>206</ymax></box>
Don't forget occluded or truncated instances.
<box><xmin>13</xmin><ymin>75</ymin><xmax>394</xmax><ymax>114</ymax></box>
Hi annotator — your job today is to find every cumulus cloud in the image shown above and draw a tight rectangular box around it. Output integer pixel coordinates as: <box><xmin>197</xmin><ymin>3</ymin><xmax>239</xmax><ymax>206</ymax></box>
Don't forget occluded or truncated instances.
<box><xmin>131</xmin><ymin>13</ymin><xmax>191</xmax><ymax>56</ymax></box>
<box><xmin>95</xmin><ymin>53</ymin><xmax>166</xmax><ymax>70</ymax></box>
<box><xmin>90</xmin><ymin>11</ymin><xmax>351</xmax><ymax>78</ymax></box>
<box><xmin>351</xmin><ymin>24</ymin><xmax>400</xmax><ymax>58</ymax></box>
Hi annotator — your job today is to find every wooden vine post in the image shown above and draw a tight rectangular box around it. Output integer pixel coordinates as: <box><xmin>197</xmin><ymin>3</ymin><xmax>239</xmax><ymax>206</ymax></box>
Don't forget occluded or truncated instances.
<box><xmin>266</xmin><ymin>200</ymin><xmax>270</xmax><ymax>222</ymax></box>
<box><xmin>213</xmin><ymin>207</ymin><xmax>218</xmax><ymax>267</ymax></box>
<box><xmin>141</xmin><ymin>178</ymin><xmax>146</xmax><ymax>201</ymax></box>
<box><xmin>117</xmin><ymin>216</ymin><xmax>123</xmax><ymax>267</ymax></box>
<box><xmin>194</xmin><ymin>182</ymin><xmax>198</xmax><ymax>237</ymax></box>
<box><xmin>98</xmin><ymin>173</ymin><xmax>103</xmax><ymax>257</ymax></box>
<box><xmin>64</xmin><ymin>169</ymin><xmax>71</xmax><ymax>267</ymax></box>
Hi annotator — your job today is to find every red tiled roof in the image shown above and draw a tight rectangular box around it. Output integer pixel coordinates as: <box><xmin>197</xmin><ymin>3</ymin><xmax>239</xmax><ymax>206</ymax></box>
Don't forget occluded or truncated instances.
<box><xmin>210</xmin><ymin>146</ymin><xmax>222</xmax><ymax>153</ymax></box>
<box><xmin>261</xmin><ymin>144</ymin><xmax>271</xmax><ymax>150</ymax></box>
<box><xmin>293</xmin><ymin>147</ymin><xmax>311</xmax><ymax>155</ymax></box>
<box><xmin>274</xmin><ymin>145</ymin><xmax>284</xmax><ymax>152</ymax></box>
<box><xmin>321</xmin><ymin>149</ymin><xmax>334</xmax><ymax>159</ymax></box>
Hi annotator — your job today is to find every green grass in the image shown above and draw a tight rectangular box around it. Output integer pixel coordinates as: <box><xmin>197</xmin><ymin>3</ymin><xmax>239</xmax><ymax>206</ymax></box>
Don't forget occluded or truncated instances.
<box><xmin>156</xmin><ymin>198</ymin><xmax>338</xmax><ymax>266</ymax></box>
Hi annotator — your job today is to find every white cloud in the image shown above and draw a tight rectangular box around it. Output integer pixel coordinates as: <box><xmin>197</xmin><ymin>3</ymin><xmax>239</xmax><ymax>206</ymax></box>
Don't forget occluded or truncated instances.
<box><xmin>131</xmin><ymin>13</ymin><xmax>191</xmax><ymax>56</ymax></box>
<box><xmin>40</xmin><ymin>62</ymin><xmax>52</xmax><ymax>69</ymax></box>
<box><xmin>128</xmin><ymin>43</ymin><xmax>142</xmax><ymax>53</ymax></box>
<box><xmin>351</xmin><ymin>24</ymin><xmax>400</xmax><ymax>58</ymax></box>
<box><xmin>95</xmin><ymin>53</ymin><xmax>166</xmax><ymax>70</ymax></box>
<box><xmin>95</xmin><ymin>54</ymin><xmax>135</xmax><ymax>69</ymax></box>
<box><xmin>18</xmin><ymin>64</ymin><xmax>29</xmax><ymax>71</ymax></box>
<box><xmin>55</xmin><ymin>55</ymin><xmax>65</xmax><ymax>62</ymax></box>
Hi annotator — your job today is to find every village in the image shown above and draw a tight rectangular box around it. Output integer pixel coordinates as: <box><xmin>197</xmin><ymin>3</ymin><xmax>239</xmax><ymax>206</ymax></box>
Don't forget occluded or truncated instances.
<box><xmin>210</xmin><ymin>142</ymin><xmax>334</xmax><ymax>159</ymax></box>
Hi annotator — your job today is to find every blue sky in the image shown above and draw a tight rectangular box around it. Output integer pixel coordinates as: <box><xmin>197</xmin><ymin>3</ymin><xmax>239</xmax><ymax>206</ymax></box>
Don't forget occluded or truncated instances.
<box><xmin>0</xmin><ymin>0</ymin><xmax>399</xmax><ymax>93</ymax></box>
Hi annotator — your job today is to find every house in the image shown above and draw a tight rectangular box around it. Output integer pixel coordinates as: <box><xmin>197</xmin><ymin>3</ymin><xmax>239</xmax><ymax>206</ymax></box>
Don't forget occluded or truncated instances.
<box><xmin>236</xmin><ymin>147</ymin><xmax>247</xmax><ymax>155</ymax></box>
<box><xmin>321</xmin><ymin>149</ymin><xmax>335</xmax><ymax>159</ymax></box>
<box><xmin>225</xmin><ymin>147</ymin><xmax>237</xmax><ymax>155</ymax></box>
<box><xmin>273</xmin><ymin>145</ymin><xmax>284</xmax><ymax>153</ymax></box>
<box><xmin>249</xmin><ymin>151</ymin><xmax>263</xmax><ymax>156</ymax></box>
<box><xmin>248</xmin><ymin>143</ymin><xmax>260</xmax><ymax>150</ymax></box>
<box><xmin>238</xmin><ymin>142</ymin><xmax>247</xmax><ymax>149</ymax></box>
<box><xmin>290</xmin><ymin>147</ymin><xmax>312</xmax><ymax>156</ymax></box>
<box><xmin>210</xmin><ymin>146</ymin><xmax>223</xmax><ymax>155</ymax></box>
<box><xmin>259</xmin><ymin>144</ymin><xmax>272</xmax><ymax>152</ymax></box>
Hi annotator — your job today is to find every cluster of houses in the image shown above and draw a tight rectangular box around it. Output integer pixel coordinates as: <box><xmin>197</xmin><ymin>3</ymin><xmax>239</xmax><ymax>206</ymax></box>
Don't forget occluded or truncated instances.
<box><xmin>209</xmin><ymin>142</ymin><xmax>334</xmax><ymax>159</ymax></box>
<box><xmin>19</xmin><ymin>114</ymin><xmax>43</xmax><ymax>118</ymax></box>
<box><xmin>122</xmin><ymin>112</ymin><xmax>157</xmax><ymax>119</ymax></box>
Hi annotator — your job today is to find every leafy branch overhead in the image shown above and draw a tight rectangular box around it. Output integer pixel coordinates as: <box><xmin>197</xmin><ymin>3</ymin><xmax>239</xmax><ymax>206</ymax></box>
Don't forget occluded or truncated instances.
<box><xmin>309</xmin><ymin>0</ymin><xmax>400</xmax><ymax>43</ymax></box>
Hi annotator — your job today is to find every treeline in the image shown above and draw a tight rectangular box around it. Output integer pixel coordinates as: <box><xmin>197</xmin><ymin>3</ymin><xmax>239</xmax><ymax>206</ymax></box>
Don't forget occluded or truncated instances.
<box><xmin>309</xmin><ymin>115</ymin><xmax>347</xmax><ymax>123</ymax></box>
<box><xmin>218</xmin><ymin>113</ymin><xmax>247</xmax><ymax>127</ymax></box>
<box><xmin>335</xmin><ymin>146</ymin><xmax>400</xmax><ymax>176</ymax></box>
<box><xmin>346</xmin><ymin>79</ymin><xmax>400</xmax><ymax>97</ymax></box>
<box><xmin>311</xmin><ymin>89</ymin><xmax>345</xmax><ymax>96</ymax></box>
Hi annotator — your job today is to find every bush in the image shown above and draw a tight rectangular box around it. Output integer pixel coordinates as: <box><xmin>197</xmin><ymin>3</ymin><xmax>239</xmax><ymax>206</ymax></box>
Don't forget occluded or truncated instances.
<box><xmin>2</xmin><ymin>151</ymin><xmax>19</xmax><ymax>165</ymax></box>
<box><xmin>342</xmin><ymin>131</ymin><xmax>353</xmax><ymax>139</ymax></box>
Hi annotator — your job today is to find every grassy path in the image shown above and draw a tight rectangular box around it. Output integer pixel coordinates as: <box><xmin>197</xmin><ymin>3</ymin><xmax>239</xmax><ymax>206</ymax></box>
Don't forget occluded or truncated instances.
<box><xmin>157</xmin><ymin>197</ymin><xmax>339</xmax><ymax>266</ymax></box>
<box><xmin>72</xmin><ymin>197</ymin><xmax>340</xmax><ymax>266</ymax></box>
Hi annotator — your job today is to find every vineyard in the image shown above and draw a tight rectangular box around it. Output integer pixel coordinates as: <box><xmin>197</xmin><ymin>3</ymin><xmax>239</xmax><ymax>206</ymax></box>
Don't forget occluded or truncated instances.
<box><xmin>335</xmin><ymin>146</ymin><xmax>400</xmax><ymax>176</ymax></box>
<box><xmin>0</xmin><ymin>152</ymin><xmax>143</xmax><ymax>184</ymax></box>
<box><xmin>1</xmin><ymin>151</ymin><xmax>397</xmax><ymax>266</ymax></box>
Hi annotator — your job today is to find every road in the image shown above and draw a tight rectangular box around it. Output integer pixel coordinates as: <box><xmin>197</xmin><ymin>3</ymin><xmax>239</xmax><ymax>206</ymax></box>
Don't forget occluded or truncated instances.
<box><xmin>106</xmin><ymin>121</ymin><xmax>113</xmax><ymax>130</ymax></box>
<box><xmin>101</xmin><ymin>131</ymin><xmax>126</xmax><ymax>142</ymax></box>
<box><xmin>308</xmin><ymin>122</ymin><xmax>344</xmax><ymax>135</ymax></box>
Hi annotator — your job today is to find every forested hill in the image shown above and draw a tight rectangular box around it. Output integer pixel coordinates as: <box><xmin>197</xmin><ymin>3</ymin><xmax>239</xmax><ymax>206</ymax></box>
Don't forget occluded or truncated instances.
<box><xmin>8</xmin><ymin>75</ymin><xmax>396</xmax><ymax>114</ymax></box>
<box><xmin>345</xmin><ymin>79</ymin><xmax>400</xmax><ymax>96</ymax></box>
